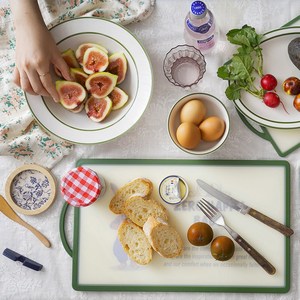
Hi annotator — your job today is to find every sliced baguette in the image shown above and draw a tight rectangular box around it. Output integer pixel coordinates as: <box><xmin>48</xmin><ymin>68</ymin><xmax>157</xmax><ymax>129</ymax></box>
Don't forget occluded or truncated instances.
<box><xmin>143</xmin><ymin>216</ymin><xmax>183</xmax><ymax>258</ymax></box>
<box><xmin>124</xmin><ymin>195</ymin><xmax>168</xmax><ymax>227</ymax></box>
<box><xmin>118</xmin><ymin>218</ymin><xmax>152</xmax><ymax>265</ymax></box>
<box><xmin>109</xmin><ymin>178</ymin><xmax>153</xmax><ymax>214</ymax></box>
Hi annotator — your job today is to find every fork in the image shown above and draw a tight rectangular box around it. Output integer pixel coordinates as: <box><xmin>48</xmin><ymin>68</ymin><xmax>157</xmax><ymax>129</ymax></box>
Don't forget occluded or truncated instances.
<box><xmin>197</xmin><ymin>198</ymin><xmax>276</xmax><ymax>275</ymax></box>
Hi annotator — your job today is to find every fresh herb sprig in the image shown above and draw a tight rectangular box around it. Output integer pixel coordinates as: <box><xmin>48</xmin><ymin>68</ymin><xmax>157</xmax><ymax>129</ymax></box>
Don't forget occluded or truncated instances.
<box><xmin>217</xmin><ymin>25</ymin><xmax>265</xmax><ymax>100</ymax></box>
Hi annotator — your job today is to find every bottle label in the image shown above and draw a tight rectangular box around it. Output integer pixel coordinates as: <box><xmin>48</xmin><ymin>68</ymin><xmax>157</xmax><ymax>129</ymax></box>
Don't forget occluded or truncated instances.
<box><xmin>186</xmin><ymin>11</ymin><xmax>213</xmax><ymax>34</ymax></box>
<box><xmin>197</xmin><ymin>34</ymin><xmax>215</xmax><ymax>50</ymax></box>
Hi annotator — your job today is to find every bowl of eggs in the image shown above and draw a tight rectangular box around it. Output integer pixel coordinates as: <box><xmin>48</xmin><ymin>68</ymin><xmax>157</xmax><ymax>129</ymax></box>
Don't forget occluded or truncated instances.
<box><xmin>168</xmin><ymin>93</ymin><xmax>230</xmax><ymax>155</ymax></box>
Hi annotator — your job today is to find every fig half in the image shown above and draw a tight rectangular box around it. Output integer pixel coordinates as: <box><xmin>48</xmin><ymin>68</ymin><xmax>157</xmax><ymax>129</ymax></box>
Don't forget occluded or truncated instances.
<box><xmin>85</xmin><ymin>96</ymin><xmax>112</xmax><ymax>122</ymax></box>
<box><xmin>85</xmin><ymin>72</ymin><xmax>118</xmax><ymax>98</ymax></box>
<box><xmin>70</xmin><ymin>68</ymin><xmax>89</xmax><ymax>86</ymax></box>
<box><xmin>107</xmin><ymin>52</ymin><xmax>127</xmax><ymax>84</ymax></box>
<box><xmin>62</xmin><ymin>48</ymin><xmax>80</xmax><ymax>68</ymax></box>
<box><xmin>108</xmin><ymin>87</ymin><xmax>129</xmax><ymax>110</ymax></box>
<box><xmin>56</xmin><ymin>80</ymin><xmax>87</xmax><ymax>110</ymax></box>
<box><xmin>82</xmin><ymin>47</ymin><xmax>109</xmax><ymax>74</ymax></box>
<box><xmin>71</xmin><ymin>102</ymin><xmax>85</xmax><ymax>113</ymax></box>
<box><xmin>75</xmin><ymin>43</ymin><xmax>108</xmax><ymax>65</ymax></box>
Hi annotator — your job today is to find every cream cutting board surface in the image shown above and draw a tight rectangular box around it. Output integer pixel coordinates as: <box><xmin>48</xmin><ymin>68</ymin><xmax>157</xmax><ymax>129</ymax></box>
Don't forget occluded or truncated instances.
<box><xmin>60</xmin><ymin>159</ymin><xmax>291</xmax><ymax>293</ymax></box>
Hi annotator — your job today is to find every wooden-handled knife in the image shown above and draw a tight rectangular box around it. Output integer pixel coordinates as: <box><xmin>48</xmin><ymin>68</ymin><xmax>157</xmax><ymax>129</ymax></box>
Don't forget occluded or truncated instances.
<box><xmin>196</xmin><ymin>179</ymin><xmax>294</xmax><ymax>237</ymax></box>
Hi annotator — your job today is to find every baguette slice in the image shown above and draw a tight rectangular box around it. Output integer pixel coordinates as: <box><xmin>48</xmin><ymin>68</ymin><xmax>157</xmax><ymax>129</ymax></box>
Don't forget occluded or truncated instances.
<box><xmin>109</xmin><ymin>178</ymin><xmax>153</xmax><ymax>214</ymax></box>
<box><xmin>124</xmin><ymin>195</ymin><xmax>168</xmax><ymax>227</ymax></box>
<box><xmin>143</xmin><ymin>216</ymin><xmax>183</xmax><ymax>258</ymax></box>
<box><xmin>118</xmin><ymin>218</ymin><xmax>152</xmax><ymax>265</ymax></box>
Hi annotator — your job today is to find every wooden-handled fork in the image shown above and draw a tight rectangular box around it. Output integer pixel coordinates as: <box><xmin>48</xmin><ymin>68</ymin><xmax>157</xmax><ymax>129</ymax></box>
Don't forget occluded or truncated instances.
<box><xmin>0</xmin><ymin>195</ymin><xmax>51</xmax><ymax>248</ymax></box>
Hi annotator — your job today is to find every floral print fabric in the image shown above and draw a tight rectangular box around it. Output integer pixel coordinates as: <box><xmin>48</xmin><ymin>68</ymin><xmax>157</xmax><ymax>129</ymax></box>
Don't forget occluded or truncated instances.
<box><xmin>0</xmin><ymin>0</ymin><xmax>155</xmax><ymax>168</ymax></box>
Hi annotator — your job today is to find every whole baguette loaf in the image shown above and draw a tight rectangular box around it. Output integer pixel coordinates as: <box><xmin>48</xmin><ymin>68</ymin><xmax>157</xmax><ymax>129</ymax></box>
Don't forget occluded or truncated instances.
<box><xmin>109</xmin><ymin>178</ymin><xmax>153</xmax><ymax>214</ymax></box>
<box><xmin>124</xmin><ymin>195</ymin><xmax>168</xmax><ymax>227</ymax></box>
<box><xmin>143</xmin><ymin>216</ymin><xmax>183</xmax><ymax>258</ymax></box>
<box><xmin>118</xmin><ymin>218</ymin><xmax>152</xmax><ymax>265</ymax></box>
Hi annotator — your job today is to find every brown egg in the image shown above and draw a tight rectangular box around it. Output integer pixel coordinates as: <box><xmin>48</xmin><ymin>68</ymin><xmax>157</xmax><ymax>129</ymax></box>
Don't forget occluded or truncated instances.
<box><xmin>180</xmin><ymin>99</ymin><xmax>206</xmax><ymax>125</ymax></box>
<box><xmin>176</xmin><ymin>122</ymin><xmax>201</xmax><ymax>149</ymax></box>
<box><xmin>199</xmin><ymin>116</ymin><xmax>225</xmax><ymax>142</ymax></box>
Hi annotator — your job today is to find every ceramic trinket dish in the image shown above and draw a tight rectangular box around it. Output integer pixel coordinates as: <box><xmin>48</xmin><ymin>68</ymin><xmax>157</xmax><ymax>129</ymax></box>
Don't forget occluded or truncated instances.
<box><xmin>5</xmin><ymin>164</ymin><xmax>56</xmax><ymax>215</ymax></box>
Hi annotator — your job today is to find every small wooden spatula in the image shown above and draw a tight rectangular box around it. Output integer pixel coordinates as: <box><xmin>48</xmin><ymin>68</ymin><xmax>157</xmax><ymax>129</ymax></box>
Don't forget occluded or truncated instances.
<box><xmin>0</xmin><ymin>194</ymin><xmax>51</xmax><ymax>248</ymax></box>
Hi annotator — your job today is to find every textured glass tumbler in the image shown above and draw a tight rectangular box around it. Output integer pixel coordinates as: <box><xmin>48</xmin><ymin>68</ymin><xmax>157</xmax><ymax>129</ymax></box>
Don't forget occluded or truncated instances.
<box><xmin>163</xmin><ymin>45</ymin><xmax>206</xmax><ymax>89</ymax></box>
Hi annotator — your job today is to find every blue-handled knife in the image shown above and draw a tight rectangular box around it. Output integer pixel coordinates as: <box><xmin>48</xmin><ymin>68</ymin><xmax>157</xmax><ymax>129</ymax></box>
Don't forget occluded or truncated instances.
<box><xmin>196</xmin><ymin>178</ymin><xmax>294</xmax><ymax>237</ymax></box>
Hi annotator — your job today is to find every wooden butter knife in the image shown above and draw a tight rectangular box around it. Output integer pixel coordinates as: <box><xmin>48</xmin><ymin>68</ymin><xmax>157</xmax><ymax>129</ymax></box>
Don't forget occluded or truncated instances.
<box><xmin>0</xmin><ymin>194</ymin><xmax>51</xmax><ymax>248</ymax></box>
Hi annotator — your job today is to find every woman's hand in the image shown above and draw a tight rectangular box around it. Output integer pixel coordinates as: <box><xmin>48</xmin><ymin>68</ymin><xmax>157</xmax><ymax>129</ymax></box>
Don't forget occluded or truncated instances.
<box><xmin>10</xmin><ymin>0</ymin><xmax>72</xmax><ymax>102</ymax></box>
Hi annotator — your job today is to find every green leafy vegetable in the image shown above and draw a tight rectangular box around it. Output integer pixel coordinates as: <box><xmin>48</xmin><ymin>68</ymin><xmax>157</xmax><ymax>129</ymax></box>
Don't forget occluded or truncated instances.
<box><xmin>217</xmin><ymin>25</ymin><xmax>265</xmax><ymax>100</ymax></box>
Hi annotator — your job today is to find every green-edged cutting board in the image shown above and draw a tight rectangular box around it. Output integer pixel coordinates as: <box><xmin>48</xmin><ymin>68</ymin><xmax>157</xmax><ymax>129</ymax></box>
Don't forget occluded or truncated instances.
<box><xmin>60</xmin><ymin>159</ymin><xmax>291</xmax><ymax>293</ymax></box>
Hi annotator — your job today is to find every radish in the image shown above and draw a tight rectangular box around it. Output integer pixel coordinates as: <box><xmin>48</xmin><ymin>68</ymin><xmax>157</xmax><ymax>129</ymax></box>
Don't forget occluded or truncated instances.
<box><xmin>260</xmin><ymin>74</ymin><xmax>277</xmax><ymax>91</ymax></box>
<box><xmin>263</xmin><ymin>91</ymin><xmax>288</xmax><ymax>113</ymax></box>
<box><xmin>263</xmin><ymin>91</ymin><xmax>280</xmax><ymax>107</ymax></box>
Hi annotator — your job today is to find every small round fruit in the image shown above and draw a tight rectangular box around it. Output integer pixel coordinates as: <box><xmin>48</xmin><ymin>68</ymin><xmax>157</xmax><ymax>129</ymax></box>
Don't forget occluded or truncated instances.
<box><xmin>176</xmin><ymin>122</ymin><xmax>201</xmax><ymax>149</ymax></box>
<box><xmin>180</xmin><ymin>99</ymin><xmax>206</xmax><ymax>125</ymax></box>
<box><xmin>293</xmin><ymin>94</ymin><xmax>300</xmax><ymax>112</ymax></box>
<box><xmin>187</xmin><ymin>222</ymin><xmax>213</xmax><ymax>246</ymax></box>
<box><xmin>260</xmin><ymin>74</ymin><xmax>277</xmax><ymax>91</ymax></box>
<box><xmin>210</xmin><ymin>236</ymin><xmax>235</xmax><ymax>261</ymax></box>
<box><xmin>199</xmin><ymin>116</ymin><xmax>225</xmax><ymax>142</ymax></box>
<box><xmin>282</xmin><ymin>77</ymin><xmax>300</xmax><ymax>95</ymax></box>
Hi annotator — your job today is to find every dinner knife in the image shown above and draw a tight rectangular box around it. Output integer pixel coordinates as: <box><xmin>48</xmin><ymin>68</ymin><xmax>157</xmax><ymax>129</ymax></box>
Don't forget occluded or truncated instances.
<box><xmin>196</xmin><ymin>179</ymin><xmax>294</xmax><ymax>237</ymax></box>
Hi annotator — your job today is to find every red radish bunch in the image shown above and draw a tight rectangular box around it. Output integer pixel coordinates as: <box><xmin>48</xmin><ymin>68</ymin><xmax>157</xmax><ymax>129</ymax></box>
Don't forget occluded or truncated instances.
<box><xmin>260</xmin><ymin>74</ymin><xmax>287</xmax><ymax>112</ymax></box>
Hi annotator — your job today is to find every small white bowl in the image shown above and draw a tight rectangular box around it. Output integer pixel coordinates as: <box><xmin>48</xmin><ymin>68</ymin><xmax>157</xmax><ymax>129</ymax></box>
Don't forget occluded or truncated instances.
<box><xmin>168</xmin><ymin>93</ymin><xmax>230</xmax><ymax>155</ymax></box>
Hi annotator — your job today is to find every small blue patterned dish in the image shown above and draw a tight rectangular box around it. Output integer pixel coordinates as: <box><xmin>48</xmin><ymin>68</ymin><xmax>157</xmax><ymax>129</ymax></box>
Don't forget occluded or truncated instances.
<box><xmin>5</xmin><ymin>164</ymin><xmax>56</xmax><ymax>215</ymax></box>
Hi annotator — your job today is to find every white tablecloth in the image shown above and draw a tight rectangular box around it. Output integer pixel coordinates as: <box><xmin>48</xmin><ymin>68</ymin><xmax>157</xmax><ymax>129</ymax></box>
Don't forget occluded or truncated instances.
<box><xmin>0</xmin><ymin>0</ymin><xmax>299</xmax><ymax>299</ymax></box>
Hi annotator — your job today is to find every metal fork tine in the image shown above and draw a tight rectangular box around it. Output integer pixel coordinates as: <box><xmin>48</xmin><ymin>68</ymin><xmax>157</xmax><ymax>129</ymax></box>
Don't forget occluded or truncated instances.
<box><xmin>197</xmin><ymin>202</ymin><xmax>212</xmax><ymax>220</ymax></box>
<box><xmin>197</xmin><ymin>198</ymin><xmax>215</xmax><ymax>219</ymax></box>
<box><xmin>201</xmin><ymin>198</ymin><xmax>219</xmax><ymax>215</ymax></box>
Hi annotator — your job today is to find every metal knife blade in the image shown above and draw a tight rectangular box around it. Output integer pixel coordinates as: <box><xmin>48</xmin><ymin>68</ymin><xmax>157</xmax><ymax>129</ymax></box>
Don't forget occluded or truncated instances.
<box><xmin>196</xmin><ymin>179</ymin><xmax>250</xmax><ymax>214</ymax></box>
<box><xmin>196</xmin><ymin>179</ymin><xmax>294</xmax><ymax>237</ymax></box>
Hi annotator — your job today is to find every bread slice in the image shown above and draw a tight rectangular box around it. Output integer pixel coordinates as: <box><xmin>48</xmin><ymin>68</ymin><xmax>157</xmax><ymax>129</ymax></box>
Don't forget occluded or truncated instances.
<box><xmin>143</xmin><ymin>216</ymin><xmax>183</xmax><ymax>258</ymax></box>
<box><xmin>109</xmin><ymin>178</ymin><xmax>153</xmax><ymax>214</ymax></box>
<box><xmin>118</xmin><ymin>218</ymin><xmax>152</xmax><ymax>265</ymax></box>
<box><xmin>124</xmin><ymin>195</ymin><xmax>168</xmax><ymax>227</ymax></box>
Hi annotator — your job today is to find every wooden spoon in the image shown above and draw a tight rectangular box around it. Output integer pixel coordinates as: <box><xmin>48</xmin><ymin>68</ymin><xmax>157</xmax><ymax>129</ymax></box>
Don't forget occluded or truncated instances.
<box><xmin>0</xmin><ymin>194</ymin><xmax>51</xmax><ymax>248</ymax></box>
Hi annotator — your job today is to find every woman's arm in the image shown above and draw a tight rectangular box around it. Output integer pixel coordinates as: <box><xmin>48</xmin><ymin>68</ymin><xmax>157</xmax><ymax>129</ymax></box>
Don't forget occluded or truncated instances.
<box><xmin>10</xmin><ymin>0</ymin><xmax>72</xmax><ymax>101</ymax></box>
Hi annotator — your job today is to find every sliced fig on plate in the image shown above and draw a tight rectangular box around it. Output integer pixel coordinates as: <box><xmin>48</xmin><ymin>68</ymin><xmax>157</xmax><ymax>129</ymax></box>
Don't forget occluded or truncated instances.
<box><xmin>107</xmin><ymin>52</ymin><xmax>127</xmax><ymax>84</ymax></box>
<box><xmin>56</xmin><ymin>80</ymin><xmax>87</xmax><ymax>110</ymax></box>
<box><xmin>82</xmin><ymin>47</ymin><xmax>109</xmax><ymax>74</ymax></box>
<box><xmin>85</xmin><ymin>96</ymin><xmax>112</xmax><ymax>122</ymax></box>
<box><xmin>75</xmin><ymin>43</ymin><xmax>108</xmax><ymax>65</ymax></box>
<box><xmin>54</xmin><ymin>48</ymin><xmax>80</xmax><ymax>78</ymax></box>
<box><xmin>70</xmin><ymin>68</ymin><xmax>89</xmax><ymax>86</ymax></box>
<box><xmin>62</xmin><ymin>48</ymin><xmax>80</xmax><ymax>68</ymax></box>
<box><xmin>108</xmin><ymin>87</ymin><xmax>129</xmax><ymax>110</ymax></box>
<box><xmin>85</xmin><ymin>72</ymin><xmax>118</xmax><ymax>98</ymax></box>
<box><xmin>70</xmin><ymin>102</ymin><xmax>85</xmax><ymax>113</ymax></box>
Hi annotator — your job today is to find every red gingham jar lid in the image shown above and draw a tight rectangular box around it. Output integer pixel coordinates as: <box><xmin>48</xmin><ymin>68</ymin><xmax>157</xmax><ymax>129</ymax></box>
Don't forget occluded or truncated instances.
<box><xmin>60</xmin><ymin>166</ymin><xmax>105</xmax><ymax>207</ymax></box>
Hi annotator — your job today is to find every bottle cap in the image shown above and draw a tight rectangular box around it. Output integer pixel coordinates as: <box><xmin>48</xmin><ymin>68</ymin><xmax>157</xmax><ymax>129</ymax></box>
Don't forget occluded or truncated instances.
<box><xmin>61</xmin><ymin>166</ymin><xmax>105</xmax><ymax>207</ymax></box>
<box><xmin>190</xmin><ymin>1</ymin><xmax>207</xmax><ymax>18</ymax></box>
